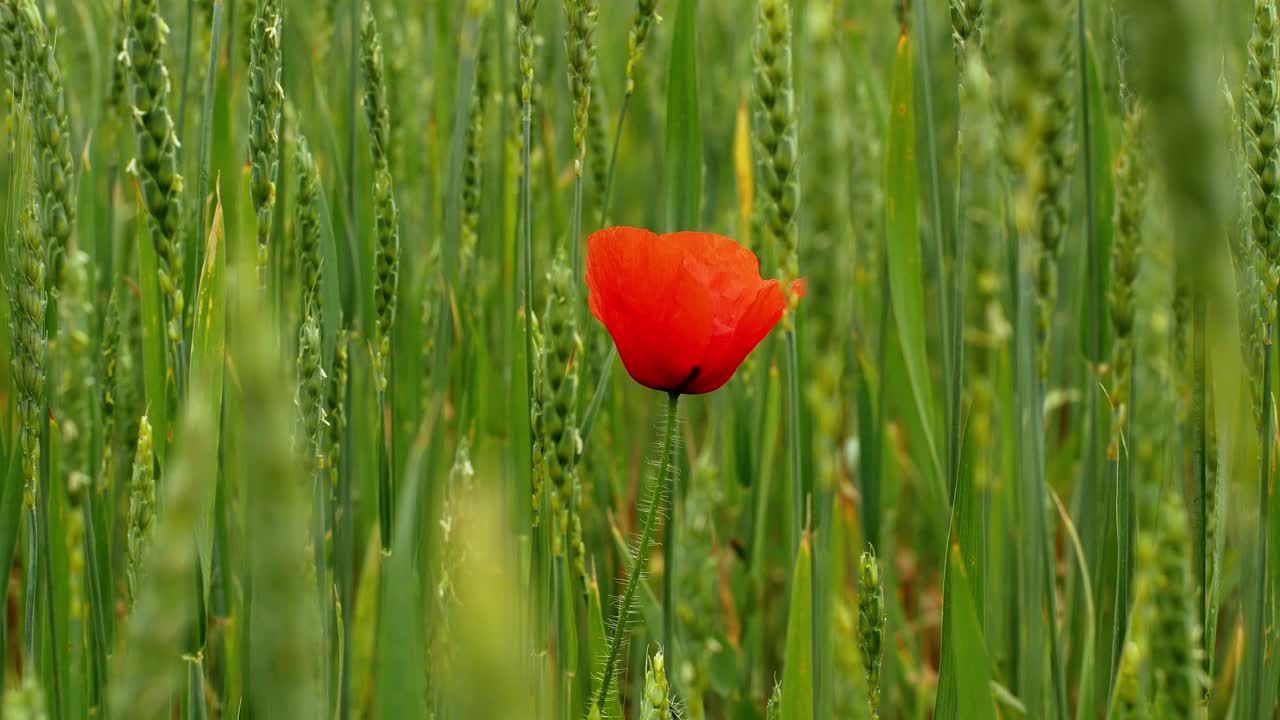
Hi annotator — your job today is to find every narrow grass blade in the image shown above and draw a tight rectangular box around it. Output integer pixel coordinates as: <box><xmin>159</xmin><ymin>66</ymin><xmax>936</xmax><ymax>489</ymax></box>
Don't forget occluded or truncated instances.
<box><xmin>577</xmin><ymin>349</ymin><xmax>615</xmax><ymax>452</ymax></box>
<box><xmin>884</xmin><ymin>31</ymin><xmax>943</xmax><ymax>511</ymax></box>
<box><xmin>780</xmin><ymin>533</ymin><xmax>813</xmax><ymax>720</ymax></box>
<box><xmin>1078</xmin><ymin>31</ymin><xmax>1114</xmax><ymax>363</ymax></box>
<box><xmin>935</xmin><ymin>542</ymin><xmax>997</xmax><ymax>720</ymax></box>
<box><xmin>189</xmin><ymin>189</ymin><xmax>226</xmax><ymax>591</ymax></box>
<box><xmin>314</xmin><ymin>160</ymin><xmax>345</xmax><ymax>363</ymax></box>
<box><xmin>1013</xmin><ymin>141</ymin><xmax>1051</xmax><ymax>720</ymax></box>
<box><xmin>855</xmin><ymin>345</ymin><xmax>883</xmax><ymax>551</ymax></box>
<box><xmin>193</xmin><ymin>1</ymin><xmax>224</xmax><ymax>274</ymax></box>
<box><xmin>374</xmin><ymin>425</ymin><xmax>431</xmax><ymax>719</ymax></box>
<box><xmin>1052</xmin><ymin>489</ymin><xmax>1096</xmax><ymax>720</ymax></box>
<box><xmin>912</xmin><ymin>0</ymin><xmax>954</xmax><ymax>505</ymax></box>
<box><xmin>0</xmin><ymin>447</ymin><xmax>20</xmax><ymax>610</ymax></box>
<box><xmin>187</xmin><ymin>655</ymin><xmax>209</xmax><ymax>720</ymax></box>
<box><xmin>134</xmin><ymin>187</ymin><xmax>170</xmax><ymax>461</ymax></box>
<box><xmin>1207</xmin><ymin>259</ymin><xmax>1245</xmax><ymax>678</ymax></box>
<box><xmin>663</xmin><ymin>0</ymin><xmax>701</xmax><ymax>234</ymax></box>
<box><xmin>746</xmin><ymin>365</ymin><xmax>782</xmax><ymax>698</ymax></box>
<box><xmin>348</xmin><ymin>530</ymin><xmax>383</xmax><ymax>713</ymax></box>
<box><xmin>238</xmin><ymin>317</ymin><xmax>322</xmax><ymax>718</ymax></box>
<box><xmin>110</xmin><ymin>366</ymin><xmax>217</xmax><ymax>717</ymax></box>
<box><xmin>1077</xmin><ymin>29</ymin><xmax>1115</xmax><ymax>715</ymax></box>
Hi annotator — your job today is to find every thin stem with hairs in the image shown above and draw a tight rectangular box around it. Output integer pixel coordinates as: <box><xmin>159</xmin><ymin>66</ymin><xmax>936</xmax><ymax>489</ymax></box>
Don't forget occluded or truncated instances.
<box><xmin>595</xmin><ymin>391</ymin><xmax>679</xmax><ymax>710</ymax></box>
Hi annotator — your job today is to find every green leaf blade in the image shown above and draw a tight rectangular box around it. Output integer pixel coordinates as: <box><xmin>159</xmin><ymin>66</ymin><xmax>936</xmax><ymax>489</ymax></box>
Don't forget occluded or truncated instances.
<box><xmin>780</xmin><ymin>535</ymin><xmax>813</xmax><ymax>720</ymax></box>
<box><xmin>884</xmin><ymin>31</ymin><xmax>943</xmax><ymax>513</ymax></box>
<box><xmin>663</xmin><ymin>0</ymin><xmax>702</xmax><ymax>233</ymax></box>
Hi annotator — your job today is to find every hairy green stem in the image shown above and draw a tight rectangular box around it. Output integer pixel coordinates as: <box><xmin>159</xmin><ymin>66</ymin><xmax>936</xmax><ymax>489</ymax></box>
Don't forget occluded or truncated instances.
<box><xmin>596</xmin><ymin>392</ymin><xmax>680</xmax><ymax>709</ymax></box>
<box><xmin>663</xmin><ymin>436</ymin><xmax>676</xmax><ymax>679</ymax></box>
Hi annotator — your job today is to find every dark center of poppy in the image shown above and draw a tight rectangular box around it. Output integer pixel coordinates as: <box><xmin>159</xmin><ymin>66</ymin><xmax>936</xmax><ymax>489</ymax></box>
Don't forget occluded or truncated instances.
<box><xmin>673</xmin><ymin>365</ymin><xmax>701</xmax><ymax>395</ymax></box>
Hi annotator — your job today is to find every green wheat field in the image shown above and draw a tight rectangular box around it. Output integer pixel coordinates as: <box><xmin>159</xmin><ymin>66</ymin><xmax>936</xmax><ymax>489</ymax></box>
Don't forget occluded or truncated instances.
<box><xmin>0</xmin><ymin>0</ymin><xmax>1274</xmax><ymax>717</ymax></box>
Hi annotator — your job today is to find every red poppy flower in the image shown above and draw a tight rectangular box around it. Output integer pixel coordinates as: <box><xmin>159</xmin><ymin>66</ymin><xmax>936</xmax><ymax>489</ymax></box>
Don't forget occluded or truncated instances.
<box><xmin>585</xmin><ymin>226</ymin><xmax>804</xmax><ymax>396</ymax></box>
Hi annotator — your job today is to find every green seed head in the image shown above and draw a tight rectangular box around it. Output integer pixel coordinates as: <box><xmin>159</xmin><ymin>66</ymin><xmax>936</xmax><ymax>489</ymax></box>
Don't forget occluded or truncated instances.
<box><xmin>625</xmin><ymin>0</ymin><xmax>661</xmax><ymax>94</ymax></box>
<box><xmin>126</xmin><ymin>414</ymin><xmax>156</xmax><ymax>608</ymax></box>
<box><xmin>296</xmin><ymin>310</ymin><xmax>327</xmax><ymax>477</ymax></box>
<box><xmin>125</xmin><ymin>0</ymin><xmax>185</xmax><ymax>355</ymax></box>
<box><xmin>16</xmin><ymin>0</ymin><xmax>75</xmax><ymax>291</ymax></box>
<box><xmin>530</xmin><ymin>311</ymin><xmax>546</xmax><ymax>530</ymax></box>
<box><xmin>1108</xmin><ymin>100</ymin><xmax>1148</xmax><ymax>452</ymax></box>
<box><xmin>564</xmin><ymin>0</ymin><xmax>599</xmax><ymax>175</ymax></box>
<box><xmin>3</xmin><ymin>675</ymin><xmax>47</xmax><ymax>719</ymax></box>
<box><xmin>1248</xmin><ymin>0</ymin><xmax>1280</xmax><ymax>268</ymax></box>
<box><xmin>753</xmin><ymin>0</ymin><xmax>801</xmax><ymax>323</ymax></box>
<box><xmin>294</xmin><ymin>133</ymin><xmax>323</xmax><ymax>307</ymax></box>
<box><xmin>325</xmin><ymin>327</ymin><xmax>349</xmax><ymax>492</ymax></box>
<box><xmin>0</xmin><ymin>2</ymin><xmax>21</xmax><ymax>100</ymax></box>
<box><xmin>517</xmin><ymin>0</ymin><xmax>542</xmax><ymax>106</ymax></box>
<box><xmin>538</xmin><ymin>256</ymin><xmax>581</xmax><ymax>556</ymax></box>
<box><xmin>362</xmin><ymin>4</ymin><xmax>401</xmax><ymax>390</ymax></box>
<box><xmin>640</xmin><ymin>649</ymin><xmax>672</xmax><ymax>720</ymax></box>
<box><xmin>950</xmin><ymin>0</ymin><xmax>984</xmax><ymax>60</ymax></box>
<box><xmin>460</xmin><ymin>29</ymin><xmax>490</xmax><ymax>282</ymax></box>
<box><xmin>767</xmin><ymin>683</ymin><xmax>782</xmax><ymax>720</ymax></box>
<box><xmin>1113</xmin><ymin>640</ymin><xmax>1146</xmax><ymax>719</ymax></box>
<box><xmin>8</xmin><ymin>204</ymin><xmax>46</xmax><ymax>508</ymax></box>
<box><xmin>1149</xmin><ymin>491</ymin><xmax>1202</xmax><ymax>717</ymax></box>
<box><xmin>858</xmin><ymin>545</ymin><xmax>885</xmax><ymax>719</ymax></box>
<box><xmin>587</xmin><ymin>79</ymin><xmax>609</xmax><ymax>221</ymax></box>
<box><xmin>249</xmin><ymin>0</ymin><xmax>284</xmax><ymax>266</ymax></box>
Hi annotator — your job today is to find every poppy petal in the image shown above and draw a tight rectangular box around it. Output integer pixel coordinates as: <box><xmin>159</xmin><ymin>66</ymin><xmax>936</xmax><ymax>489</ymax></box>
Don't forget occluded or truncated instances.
<box><xmin>790</xmin><ymin>277</ymin><xmax>807</xmax><ymax>299</ymax></box>
<box><xmin>668</xmin><ymin>231</ymin><xmax>764</xmax><ymax>330</ymax></box>
<box><xmin>684</xmin><ymin>278</ymin><xmax>787</xmax><ymax>394</ymax></box>
<box><xmin>587</xmin><ymin>227</ymin><xmax>713</xmax><ymax>392</ymax></box>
